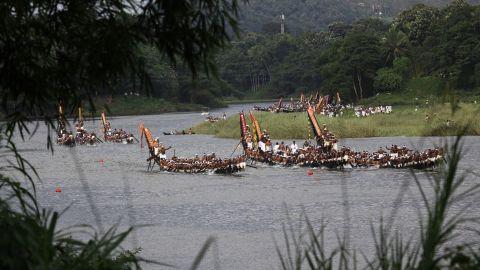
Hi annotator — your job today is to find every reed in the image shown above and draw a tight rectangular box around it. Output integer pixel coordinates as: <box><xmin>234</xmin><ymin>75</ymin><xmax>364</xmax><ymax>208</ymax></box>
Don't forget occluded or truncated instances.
<box><xmin>274</xmin><ymin>135</ymin><xmax>480</xmax><ymax>269</ymax></box>
<box><xmin>193</xmin><ymin>104</ymin><xmax>480</xmax><ymax>139</ymax></box>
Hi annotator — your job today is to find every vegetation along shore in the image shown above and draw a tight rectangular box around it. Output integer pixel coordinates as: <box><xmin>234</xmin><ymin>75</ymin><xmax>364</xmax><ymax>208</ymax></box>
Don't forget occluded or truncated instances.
<box><xmin>78</xmin><ymin>96</ymin><xmax>208</xmax><ymax>117</ymax></box>
<box><xmin>193</xmin><ymin>103</ymin><xmax>480</xmax><ymax>139</ymax></box>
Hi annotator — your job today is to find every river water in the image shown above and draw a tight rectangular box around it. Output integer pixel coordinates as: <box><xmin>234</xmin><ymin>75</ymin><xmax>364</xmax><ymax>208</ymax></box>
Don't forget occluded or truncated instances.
<box><xmin>8</xmin><ymin>104</ymin><xmax>480</xmax><ymax>269</ymax></box>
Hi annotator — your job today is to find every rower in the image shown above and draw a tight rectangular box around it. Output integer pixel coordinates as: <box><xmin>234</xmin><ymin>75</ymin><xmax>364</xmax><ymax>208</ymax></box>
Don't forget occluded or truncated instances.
<box><xmin>303</xmin><ymin>140</ymin><xmax>310</xmax><ymax>149</ymax></box>
<box><xmin>246</xmin><ymin>136</ymin><xmax>253</xmax><ymax>150</ymax></box>
<box><xmin>127</xmin><ymin>134</ymin><xmax>135</xmax><ymax>144</ymax></box>
<box><xmin>290</xmin><ymin>141</ymin><xmax>298</xmax><ymax>154</ymax></box>
<box><xmin>273</xmin><ymin>142</ymin><xmax>280</xmax><ymax>153</ymax></box>
<box><xmin>153</xmin><ymin>139</ymin><xmax>171</xmax><ymax>160</ymax></box>
<box><xmin>263</xmin><ymin>129</ymin><xmax>269</xmax><ymax>140</ymax></box>
<box><xmin>258</xmin><ymin>138</ymin><xmax>266</xmax><ymax>153</ymax></box>
<box><xmin>279</xmin><ymin>141</ymin><xmax>286</xmax><ymax>152</ymax></box>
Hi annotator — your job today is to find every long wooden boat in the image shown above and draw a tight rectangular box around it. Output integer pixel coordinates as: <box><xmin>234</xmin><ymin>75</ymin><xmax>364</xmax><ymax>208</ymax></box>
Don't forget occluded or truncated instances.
<box><xmin>101</xmin><ymin>112</ymin><xmax>137</xmax><ymax>144</ymax></box>
<box><xmin>239</xmin><ymin>111</ymin><xmax>443</xmax><ymax>170</ymax></box>
<box><xmin>56</xmin><ymin>105</ymin><xmax>102</xmax><ymax>146</ymax></box>
<box><xmin>75</xmin><ymin>107</ymin><xmax>102</xmax><ymax>145</ymax></box>
<box><xmin>139</xmin><ymin>124</ymin><xmax>246</xmax><ymax>174</ymax></box>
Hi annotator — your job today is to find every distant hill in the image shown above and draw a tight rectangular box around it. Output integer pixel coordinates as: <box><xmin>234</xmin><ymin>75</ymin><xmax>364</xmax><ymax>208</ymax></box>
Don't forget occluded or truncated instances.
<box><xmin>238</xmin><ymin>0</ymin><xmax>480</xmax><ymax>34</ymax></box>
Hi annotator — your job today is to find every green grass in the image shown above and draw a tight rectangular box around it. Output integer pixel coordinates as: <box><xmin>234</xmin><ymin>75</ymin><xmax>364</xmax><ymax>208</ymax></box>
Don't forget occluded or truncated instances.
<box><xmin>192</xmin><ymin>104</ymin><xmax>480</xmax><ymax>139</ymax></box>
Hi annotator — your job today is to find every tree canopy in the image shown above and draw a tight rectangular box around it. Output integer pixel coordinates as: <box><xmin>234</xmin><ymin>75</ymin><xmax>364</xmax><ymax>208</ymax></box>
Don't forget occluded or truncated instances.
<box><xmin>0</xmin><ymin>0</ymin><xmax>244</xmax><ymax>140</ymax></box>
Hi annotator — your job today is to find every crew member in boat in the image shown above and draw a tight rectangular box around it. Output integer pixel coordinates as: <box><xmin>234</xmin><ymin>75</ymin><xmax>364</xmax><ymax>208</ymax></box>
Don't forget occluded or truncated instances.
<box><xmin>127</xmin><ymin>133</ymin><xmax>135</xmax><ymax>144</ymax></box>
<box><xmin>290</xmin><ymin>141</ymin><xmax>298</xmax><ymax>154</ymax></box>
<box><xmin>273</xmin><ymin>142</ymin><xmax>280</xmax><ymax>153</ymax></box>
<box><xmin>105</xmin><ymin>122</ymin><xmax>112</xmax><ymax>135</ymax></box>
<box><xmin>303</xmin><ymin>140</ymin><xmax>310</xmax><ymax>150</ymax></box>
<box><xmin>279</xmin><ymin>141</ymin><xmax>286</xmax><ymax>153</ymax></box>
<box><xmin>258</xmin><ymin>137</ymin><xmax>266</xmax><ymax>153</ymax></box>
<box><xmin>263</xmin><ymin>129</ymin><xmax>270</xmax><ymax>140</ymax></box>
<box><xmin>153</xmin><ymin>138</ymin><xmax>171</xmax><ymax>160</ymax></box>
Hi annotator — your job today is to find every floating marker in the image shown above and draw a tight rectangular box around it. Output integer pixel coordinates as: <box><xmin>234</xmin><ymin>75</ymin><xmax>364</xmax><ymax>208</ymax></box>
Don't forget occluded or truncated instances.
<box><xmin>307</xmin><ymin>170</ymin><xmax>314</xmax><ymax>176</ymax></box>
<box><xmin>55</xmin><ymin>187</ymin><xmax>62</xmax><ymax>193</ymax></box>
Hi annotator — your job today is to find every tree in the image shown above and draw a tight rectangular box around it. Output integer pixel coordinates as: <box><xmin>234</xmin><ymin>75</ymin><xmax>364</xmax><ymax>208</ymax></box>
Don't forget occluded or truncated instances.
<box><xmin>392</xmin><ymin>4</ymin><xmax>440</xmax><ymax>46</ymax></box>
<box><xmin>374</xmin><ymin>68</ymin><xmax>403</xmax><ymax>93</ymax></box>
<box><xmin>382</xmin><ymin>30</ymin><xmax>410</xmax><ymax>64</ymax></box>
<box><xmin>0</xmin><ymin>0</ymin><xmax>244</xmax><ymax>140</ymax></box>
<box><xmin>432</xmin><ymin>0</ymin><xmax>480</xmax><ymax>89</ymax></box>
<box><xmin>0</xmin><ymin>1</ymin><xmax>244</xmax><ymax>267</ymax></box>
<box><xmin>341</xmin><ymin>30</ymin><xmax>383</xmax><ymax>100</ymax></box>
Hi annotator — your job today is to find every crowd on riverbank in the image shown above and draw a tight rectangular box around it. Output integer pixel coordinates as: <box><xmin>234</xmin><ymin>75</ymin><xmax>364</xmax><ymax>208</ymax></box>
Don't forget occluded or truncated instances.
<box><xmin>253</xmin><ymin>94</ymin><xmax>394</xmax><ymax>118</ymax></box>
<box><xmin>354</xmin><ymin>105</ymin><xmax>393</xmax><ymax>117</ymax></box>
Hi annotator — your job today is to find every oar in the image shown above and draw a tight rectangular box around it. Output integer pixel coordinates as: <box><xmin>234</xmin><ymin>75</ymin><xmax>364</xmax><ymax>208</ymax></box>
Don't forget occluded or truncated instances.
<box><xmin>229</xmin><ymin>140</ymin><xmax>242</xmax><ymax>158</ymax></box>
<box><xmin>247</xmin><ymin>164</ymin><xmax>257</xmax><ymax>169</ymax></box>
<box><xmin>96</xmin><ymin>137</ymin><xmax>104</xmax><ymax>143</ymax></box>
<box><xmin>147</xmin><ymin>160</ymin><xmax>152</xmax><ymax>171</ymax></box>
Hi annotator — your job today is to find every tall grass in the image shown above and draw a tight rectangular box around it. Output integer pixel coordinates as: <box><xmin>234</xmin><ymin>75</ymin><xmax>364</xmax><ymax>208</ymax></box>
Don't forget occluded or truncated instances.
<box><xmin>193</xmin><ymin>104</ymin><xmax>480</xmax><ymax>139</ymax></box>
<box><xmin>274</xmin><ymin>135</ymin><xmax>480</xmax><ymax>269</ymax></box>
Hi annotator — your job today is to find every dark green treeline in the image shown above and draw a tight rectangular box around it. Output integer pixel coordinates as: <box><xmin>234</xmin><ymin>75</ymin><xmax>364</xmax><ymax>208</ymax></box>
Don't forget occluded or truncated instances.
<box><xmin>140</xmin><ymin>1</ymin><xmax>480</xmax><ymax>105</ymax></box>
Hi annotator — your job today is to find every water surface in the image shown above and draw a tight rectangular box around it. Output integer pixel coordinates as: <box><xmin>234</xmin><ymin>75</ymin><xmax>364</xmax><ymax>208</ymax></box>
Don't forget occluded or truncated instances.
<box><xmin>10</xmin><ymin>104</ymin><xmax>480</xmax><ymax>269</ymax></box>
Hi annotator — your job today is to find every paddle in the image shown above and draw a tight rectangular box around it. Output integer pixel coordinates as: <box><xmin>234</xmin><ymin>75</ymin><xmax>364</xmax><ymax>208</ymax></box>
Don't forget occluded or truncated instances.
<box><xmin>229</xmin><ymin>140</ymin><xmax>242</xmax><ymax>158</ymax></box>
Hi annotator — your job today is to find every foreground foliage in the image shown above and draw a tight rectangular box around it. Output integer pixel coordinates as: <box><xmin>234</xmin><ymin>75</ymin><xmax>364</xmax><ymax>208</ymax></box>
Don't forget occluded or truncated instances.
<box><xmin>0</xmin><ymin>1</ymin><xmax>242</xmax><ymax>269</ymax></box>
<box><xmin>0</xmin><ymin>174</ymin><xmax>143</xmax><ymax>269</ymax></box>
<box><xmin>0</xmin><ymin>0</ymin><xmax>244</xmax><ymax>145</ymax></box>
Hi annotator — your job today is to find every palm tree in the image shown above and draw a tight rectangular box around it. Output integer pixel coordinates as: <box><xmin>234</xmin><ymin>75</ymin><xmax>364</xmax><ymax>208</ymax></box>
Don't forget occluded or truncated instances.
<box><xmin>382</xmin><ymin>29</ymin><xmax>410</xmax><ymax>64</ymax></box>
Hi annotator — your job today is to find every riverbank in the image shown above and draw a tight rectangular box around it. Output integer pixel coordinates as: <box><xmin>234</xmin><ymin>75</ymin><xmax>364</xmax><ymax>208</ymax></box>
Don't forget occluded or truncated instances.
<box><xmin>86</xmin><ymin>96</ymin><xmax>208</xmax><ymax>116</ymax></box>
<box><xmin>192</xmin><ymin>104</ymin><xmax>480</xmax><ymax>139</ymax></box>
<box><xmin>84</xmin><ymin>96</ymin><xmax>277</xmax><ymax>117</ymax></box>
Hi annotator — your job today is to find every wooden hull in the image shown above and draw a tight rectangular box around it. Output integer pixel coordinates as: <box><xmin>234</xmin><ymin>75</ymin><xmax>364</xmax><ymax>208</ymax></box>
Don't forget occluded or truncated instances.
<box><xmin>245</xmin><ymin>150</ymin><xmax>442</xmax><ymax>170</ymax></box>
<box><xmin>151</xmin><ymin>156</ymin><xmax>246</xmax><ymax>174</ymax></box>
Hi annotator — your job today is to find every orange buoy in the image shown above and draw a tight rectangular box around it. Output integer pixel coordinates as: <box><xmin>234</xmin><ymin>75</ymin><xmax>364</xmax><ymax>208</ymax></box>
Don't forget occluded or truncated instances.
<box><xmin>307</xmin><ymin>170</ymin><xmax>314</xmax><ymax>176</ymax></box>
<box><xmin>55</xmin><ymin>187</ymin><xmax>62</xmax><ymax>193</ymax></box>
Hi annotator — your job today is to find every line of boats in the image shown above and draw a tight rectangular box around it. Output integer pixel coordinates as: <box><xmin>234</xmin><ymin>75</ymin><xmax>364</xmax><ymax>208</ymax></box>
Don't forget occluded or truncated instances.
<box><xmin>56</xmin><ymin>103</ymin><xmax>444</xmax><ymax>175</ymax></box>
<box><xmin>56</xmin><ymin>105</ymin><xmax>137</xmax><ymax>146</ymax></box>
<box><xmin>254</xmin><ymin>93</ymin><xmax>393</xmax><ymax>118</ymax></box>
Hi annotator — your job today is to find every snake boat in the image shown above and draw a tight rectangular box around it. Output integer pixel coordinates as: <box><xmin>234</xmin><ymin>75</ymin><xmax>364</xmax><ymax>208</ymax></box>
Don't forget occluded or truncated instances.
<box><xmin>239</xmin><ymin>108</ymin><xmax>443</xmax><ymax>170</ymax></box>
<box><xmin>139</xmin><ymin>124</ymin><xmax>246</xmax><ymax>174</ymax></box>
<box><xmin>101</xmin><ymin>112</ymin><xmax>137</xmax><ymax>144</ymax></box>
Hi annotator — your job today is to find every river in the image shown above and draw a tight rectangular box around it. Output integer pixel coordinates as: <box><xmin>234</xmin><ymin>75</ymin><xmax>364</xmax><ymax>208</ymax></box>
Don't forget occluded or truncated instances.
<box><xmin>9</xmin><ymin>103</ymin><xmax>480</xmax><ymax>269</ymax></box>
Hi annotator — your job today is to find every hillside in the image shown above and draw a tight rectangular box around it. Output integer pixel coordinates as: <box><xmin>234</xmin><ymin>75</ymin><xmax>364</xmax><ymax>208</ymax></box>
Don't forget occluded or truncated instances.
<box><xmin>239</xmin><ymin>0</ymin><xmax>480</xmax><ymax>33</ymax></box>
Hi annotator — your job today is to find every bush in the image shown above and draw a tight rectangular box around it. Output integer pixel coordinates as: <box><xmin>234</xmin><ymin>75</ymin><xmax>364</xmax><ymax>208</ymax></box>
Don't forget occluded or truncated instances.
<box><xmin>374</xmin><ymin>68</ymin><xmax>403</xmax><ymax>93</ymax></box>
<box><xmin>405</xmin><ymin>76</ymin><xmax>444</xmax><ymax>97</ymax></box>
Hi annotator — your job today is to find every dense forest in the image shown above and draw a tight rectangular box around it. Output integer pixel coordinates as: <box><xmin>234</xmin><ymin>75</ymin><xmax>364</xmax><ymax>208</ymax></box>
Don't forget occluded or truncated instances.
<box><xmin>239</xmin><ymin>0</ymin><xmax>480</xmax><ymax>33</ymax></box>
<box><xmin>135</xmin><ymin>0</ymin><xmax>480</xmax><ymax>106</ymax></box>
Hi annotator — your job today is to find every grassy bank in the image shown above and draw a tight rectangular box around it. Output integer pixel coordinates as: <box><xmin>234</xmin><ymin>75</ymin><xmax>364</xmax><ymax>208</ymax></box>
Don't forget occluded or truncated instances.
<box><xmin>192</xmin><ymin>104</ymin><xmax>480</xmax><ymax>139</ymax></box>
<box><xmin>223</xmin><ymin>98</ymin><xmax>278</xmax><ymax>105</ymax></box>
<box><xmin>86</xmin><ymin>96</ymin><xmax>209</xmax><ymax>116</ymax></box>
